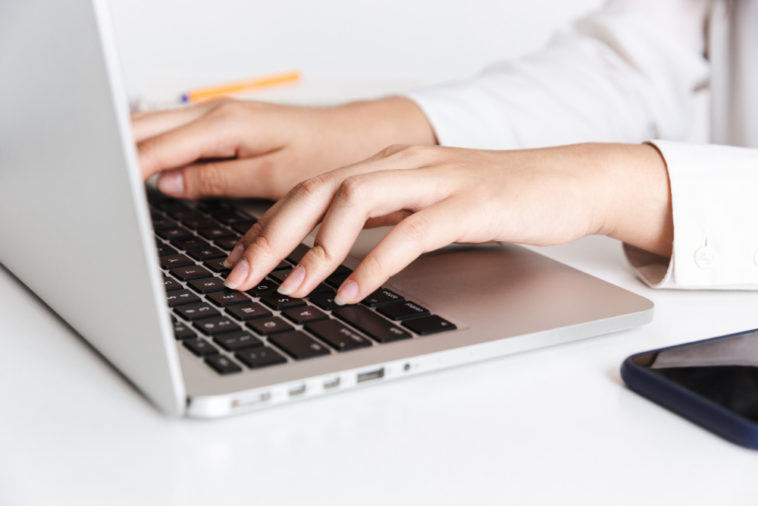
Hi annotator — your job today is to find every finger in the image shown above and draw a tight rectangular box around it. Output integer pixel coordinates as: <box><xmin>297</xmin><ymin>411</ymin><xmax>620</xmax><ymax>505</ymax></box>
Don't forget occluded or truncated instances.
<box><xmin>137</xmin><ymin>114</ymin><xmax>243</xmax><ymax>180</ymax></box>
<box><xmin>278</xmin><ymin>169</ymin><xmax>452</xmax><ymax>298</ymax></box>
<box><xmin>156</xmin><ymin>152</ymin><xmax>282</xmax><ymax>199</ymax></box>
<box><xmin>365</xmin><ymin>210</ymin><xmax>412</xmax><ymax>228</ymax></box>
<box><xmin>334</xmin><ymin>197</ymin><xmax>465</xmax><ymax>304</ymax></box>
<box><xmin>130</xmin><ymin>104</ymin><xmax>211</xmax><ymax>143</ymax></box>
<box><xmin>222</xmin><ymin>173</ymin><xmax>341</xmax><ymax>291</ymax></box>
<box><xmin>223</xmin><ymin>145</ymin><xmax>442</xmax><ymax>292</ymax></box>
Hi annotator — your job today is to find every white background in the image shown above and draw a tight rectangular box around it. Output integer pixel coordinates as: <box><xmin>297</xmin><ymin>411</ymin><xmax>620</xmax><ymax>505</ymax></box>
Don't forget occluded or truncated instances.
<box><xmin>107</xmin><ymin>0</ymin><xmax>602</xmax><ymax>100</ymax></box>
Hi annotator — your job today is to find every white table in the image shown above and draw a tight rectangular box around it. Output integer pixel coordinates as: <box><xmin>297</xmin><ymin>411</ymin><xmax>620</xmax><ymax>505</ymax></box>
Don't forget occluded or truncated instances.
<box><xmin>2</xmin><ymin>235</ymin><xmax>757</xmax><ymax>506</ymax></box>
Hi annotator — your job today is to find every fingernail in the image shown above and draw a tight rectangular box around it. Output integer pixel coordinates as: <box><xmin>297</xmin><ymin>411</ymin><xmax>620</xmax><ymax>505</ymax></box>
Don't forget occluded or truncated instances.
<box><xmin>224</xmin><ymin>258</ymin><xmax>249</xmax><ymax>289</ymax></box>
<box><xmin>157</xmin><ymin>171</ymin><xmax>184</xmax><ymax>197</ymax></box>
<box><xmin>223</xmin><ymin>243</ymin><xmax>245</xmax><ymax>268</ymax></box>
<box><xmin>277</xmin><ymin>265</ymin><xmax>306</xmax><ymax>295</ymax></box>
<box><xmin>335</xmin><ymin>279</ymin><xmax>358</xmax><ymax>305</ymax></box>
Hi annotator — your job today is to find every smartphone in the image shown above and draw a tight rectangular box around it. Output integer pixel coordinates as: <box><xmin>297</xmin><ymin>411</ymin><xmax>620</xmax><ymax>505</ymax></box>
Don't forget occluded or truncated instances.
<box><xmin>621</xmin><ymin>328</ymin><xmax>758</xmax><ymax>449</ymax></box>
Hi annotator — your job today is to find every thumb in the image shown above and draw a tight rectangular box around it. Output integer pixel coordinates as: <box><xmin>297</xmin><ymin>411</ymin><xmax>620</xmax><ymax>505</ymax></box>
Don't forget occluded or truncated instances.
<box><xmin>157</xmin><ymin>155</ymin><xmax>283</xmax><ymax>200</ymax></box>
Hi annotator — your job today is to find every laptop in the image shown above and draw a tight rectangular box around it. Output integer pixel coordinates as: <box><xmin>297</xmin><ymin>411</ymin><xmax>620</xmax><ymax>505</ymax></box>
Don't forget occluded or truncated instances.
<box><xmin>0</xmin><ymin>0</ymin><xmax>653</xmax><ymax>418</ymax></box>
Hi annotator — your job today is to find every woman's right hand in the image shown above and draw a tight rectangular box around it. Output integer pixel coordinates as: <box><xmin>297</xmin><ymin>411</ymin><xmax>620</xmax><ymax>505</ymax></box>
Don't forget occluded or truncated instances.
<box><xmin>132</xmin><ymin>96</ymin><xmax>436</xmax><ymax>200</ymax></box>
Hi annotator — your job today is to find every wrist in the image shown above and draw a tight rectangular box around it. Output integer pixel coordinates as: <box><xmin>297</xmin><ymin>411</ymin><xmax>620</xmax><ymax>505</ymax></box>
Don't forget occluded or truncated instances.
<box><xmin>593</xmin><ymin>143</ymin><xmax>673</xmax><ymax>257</ymax></box>
<box><xmin>330</xmin><ymin>97</ymin><xmax>437</xmax><ymax>151</ymax></box>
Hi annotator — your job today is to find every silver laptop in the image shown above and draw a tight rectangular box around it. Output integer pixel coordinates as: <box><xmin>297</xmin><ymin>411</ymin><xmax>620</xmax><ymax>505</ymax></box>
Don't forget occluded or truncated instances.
<box><xmin>0</xmin><ymin>0</ymin><xmax>653</xmax><ymax>418</ymax></box>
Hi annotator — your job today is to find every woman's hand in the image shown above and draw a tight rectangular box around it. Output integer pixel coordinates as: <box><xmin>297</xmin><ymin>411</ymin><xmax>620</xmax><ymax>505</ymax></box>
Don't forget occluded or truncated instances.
<box><xmin>132</xmin><ymin>96</ymin><xmax>436</xmax><ymax>199</ymax></box>
<box><xmin>221</xmin><ymin>142</ymin><xmax>673</xmax><ymax>304</ymax></box>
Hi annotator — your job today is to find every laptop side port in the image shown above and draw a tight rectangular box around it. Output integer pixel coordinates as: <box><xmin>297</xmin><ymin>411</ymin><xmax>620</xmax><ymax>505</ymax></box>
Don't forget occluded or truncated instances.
<box><xmin>323</xmin><ymin>377</ymin><xmax>341</xmax><ymax>390</ymax></box>
<box><xmin>288</xmin><ymin>384</ymin><xmax>307</xmax><ymax>397</ymax></box>
<box><xmin>357</xmin><ymin>368</ymin><xmax>385</xmax><ymax>383</ymax></box>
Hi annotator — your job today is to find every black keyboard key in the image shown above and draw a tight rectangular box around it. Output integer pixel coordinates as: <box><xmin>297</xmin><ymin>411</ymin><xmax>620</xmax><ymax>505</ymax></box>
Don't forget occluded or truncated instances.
<box><xmin>163</xmin><ymin>276</ymin><xmax>182</xmax><ymax>292</ymax></box>
<box><xmin>183</xmin><ymin>217</ymin><xmax>215</xmax><ymax>230</ymax></box>
<box><xmin>188</xmin><ymin>277</ymin><xmax>226</xmax><ymax>293</ymax></box>
<box><xmin>204</xmin><ymin>355</ymin><xmax>242</xmax><ymax>374</ymax></box>
<box><xmin>403</xmin><ymin>315</ymin><xmax>457</xmax><ymax>335</ymax></box>
<box><xmin>212</xmin><ymin>209</ymin><xmax>253</xmax><ymax>225</ymax></box>
<box><xmin>151</xmin><ymin>217</ymin><xmax>178</xmax><ymax>230</ymax></box>
<box><xmin>260</xmin><ymin>293</ymin><xmax>306</xmax><ymax>310</ymax></box>
<box><xmin>226</xmin><ymin>302</ymin><xmax>271</xmax><ymax>320</ymax></box>
<box><xmin>172</xmin><ymin>320</ymin><xmax>196</xmax><ymax>340</ymax></box>
<box><xmin>193</xmin><ymin>316</ymin><xmax>240</xmax><ymax>335</ymax></box>
<box><xmin>204</xmin><ymin>257</ymin><xmax>230</xmax><ymax>274</ymax></box>
<box><xmin>166</xmin><ymin>207</ymin><xmax>205</xmax><ymax>222</ymax></box>
<box><xmin>197</xmin><ymin>226</ymin><xmax>234</xmax><ymax>241</ymax></box>
<box><xmin>183</xmin><ymin>338</ymin><xmax>219</xmax><ymax>356</ymax></box>
<box><xmin>166</xmin><ymin>289</ymin><xmax>200</xmax><ymax>307</ymax></box>
<box><xmin>160</xmin><ymin>254</ymin><xmax>194</xmax><ymax>269</ymax></box>
<box><xmin>246</xmin><ymin>279</ymin><xmax>278</xmax><ymax>297</ymax></box>
<box><xmin>282</xmin><ymin>306</ymin><xmax>328</xmax><ymax>324</ymax></box>
<box><xmin>156</xmin><ymin>242</ymin><xmax>178</xmax><ymax>257</ymax></box>
<box><xmin>214</xmin><ymin>237</ymin><xmax>238</xmax><ymax>251</ymax></box>
<box><xmin>156</xmin><ymin>227</ymin><xmax>192</xmax><ymax>241</ymax></box>
<box><xmin>305</xmin><ymin>319</ymin><xmax>372</xmax><ymax>351</ymax></box>
<box><xmin>362</xmin><ymin>288</ymin><xmax>403</xmax><ymax>307</ymax></box>
<box><xmin>231</xmin><ymin>220</ymin><xmax>256</xmax><ymax>234</ymax></box>
<box><xmin>377</xmin><ymin>301</ymin><xmax>430</xmax><ymax>321</ymax></box>
<box><xmin>174</xmin><ymin>302</ymin><xmax>219</xmax><ymax>320</ymax></box>
<box><xmin>172</xmin><ymin>236</ymin><xmax>210</xmax><ymax>251</ymax></box>
<box><xmin>308</xmin><ymin>290</ymin><xmax>338</xmax><ymax>311</ymax></box>
<box><xmin>186</xmin><ymin>245</ymin><xmax>226</xmax><ymax>261</ymax></box>
<box><xmin>170</xmin><ymin>265</ymin><xmax>213</xmax><ymax>281</ymax></box>
<box><xmin>333</xmin><ymin>306</ymin><xmax>411</xmax><ymax>343</ymax></box>
<box><xmin>267</xmin><ymin>268</ymin><xmax>291</xmax><ymax>284</ymax></box>
<box><xmin>286</xmin><ymin>244</ymin><xmax>310</xmax><ymax>264</ymax></box>
<box><xmin>207</xmin><ymin>289</ymin><xmax>251</xmax><ymax>306</ymax></box>
<box><xmin>325</xmin><ymin>272</ymin><xmax>350</xmax><ymax>289</ymax></box>
<box><xmin>236</xmin><ymin>347</ymin><xmax>287</xmax><ymax>369</ymax></box>
<box><xmin>213</xmin><ymin>331</ymin><xmax>263</xmax><ymax>351</ymax></box>
<box><xmin>247</xmin><ymin>316</ymin><xmax>293</xmax><ymax>335</ymax></box>
<box><xmin>269</xmin><ymin>331</ymin><xmax>330</xmax><ymax>359</ymax></box>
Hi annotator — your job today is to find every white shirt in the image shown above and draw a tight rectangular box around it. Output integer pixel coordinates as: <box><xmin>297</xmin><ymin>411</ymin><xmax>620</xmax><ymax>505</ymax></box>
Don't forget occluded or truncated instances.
<box><xmin>405</xmin><ymin>0</ymin><xmax>758</xmax><ymax>289</ymax></box>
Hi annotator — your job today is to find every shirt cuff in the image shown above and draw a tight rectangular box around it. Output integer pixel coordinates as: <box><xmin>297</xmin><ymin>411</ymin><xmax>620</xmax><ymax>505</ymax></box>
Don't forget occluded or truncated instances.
<box><xmin>625</xmin><ymin>140</ymin><xmax>758</xmax><ymax>289</ymax></box>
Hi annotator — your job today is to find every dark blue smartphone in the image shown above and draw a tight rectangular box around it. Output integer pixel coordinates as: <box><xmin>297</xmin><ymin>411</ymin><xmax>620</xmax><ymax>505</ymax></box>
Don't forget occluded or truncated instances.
<box><xmin>621</xmin><ymin>328</ymin><xmax>758</xmax><ymax>449</ymax></box>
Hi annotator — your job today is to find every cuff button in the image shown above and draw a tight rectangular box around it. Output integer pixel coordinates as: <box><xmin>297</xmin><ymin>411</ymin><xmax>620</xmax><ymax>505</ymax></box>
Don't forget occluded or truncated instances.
<box><xmin>694</xmin><ymin>246</ymin><xmax>716</xmax><ymax>269</ymax></box>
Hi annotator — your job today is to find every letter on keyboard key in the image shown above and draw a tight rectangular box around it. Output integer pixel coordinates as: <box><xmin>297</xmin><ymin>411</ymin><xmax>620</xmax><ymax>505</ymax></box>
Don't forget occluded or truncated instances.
<box><xmin>333</xmin><ymin>306</ymin><xmax>411</xmax><ymax>343</ymax></box>
<box><xmin>193</xmin><ymin>316</ymin><xmax>240</xmax><ymax>335</ymax></box>
<box><xmin>377</xmin><ymin>300</ymin><xmax>430</xmax><ymax>321</ymax></box>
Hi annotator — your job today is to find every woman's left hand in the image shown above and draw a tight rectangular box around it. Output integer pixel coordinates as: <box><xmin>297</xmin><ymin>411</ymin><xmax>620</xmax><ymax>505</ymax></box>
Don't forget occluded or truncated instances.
<box><xmin>222</xmin><ymin>142</ymin><xmax>672</xmax><ymax>304</ymax></box>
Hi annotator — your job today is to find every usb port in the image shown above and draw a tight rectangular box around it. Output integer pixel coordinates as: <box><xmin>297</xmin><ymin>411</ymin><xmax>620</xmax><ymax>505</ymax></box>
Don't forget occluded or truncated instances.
<box><xmin>357</xmin><ymin>368</ymin><xmax>385</xmax><ymax>383</ymax></box>
<box><xmin>288</xmin><ymin>384</ymin><xmax>306</xmax><ymax>397</ymax></box>
<box><xmin>323</xmin><ymin>377</ymin><xmax>341</xmax><ymax>390</ymax></box>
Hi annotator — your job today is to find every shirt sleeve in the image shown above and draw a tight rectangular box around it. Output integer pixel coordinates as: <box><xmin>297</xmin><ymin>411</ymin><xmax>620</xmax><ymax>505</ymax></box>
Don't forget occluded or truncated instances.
<box><xmin>403</xmin><ymin>0</ymin><xmax>710</xmax><ymax>149</ymax></box>
<box><xmin>625</xmin><ymin>141</ymin><xmax>758</xmax><ymax>289</ymax></box>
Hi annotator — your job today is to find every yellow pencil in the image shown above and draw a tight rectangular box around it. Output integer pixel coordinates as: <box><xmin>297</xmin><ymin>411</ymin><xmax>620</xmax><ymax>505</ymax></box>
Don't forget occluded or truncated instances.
<box><xmin>181</xmin><ymin>70</ymin><xmax>302</xmax><ymax>103</ymax></box>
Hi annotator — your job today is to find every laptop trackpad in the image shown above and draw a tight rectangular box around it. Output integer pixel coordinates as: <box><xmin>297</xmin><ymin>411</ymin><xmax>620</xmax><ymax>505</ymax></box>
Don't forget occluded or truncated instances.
<box><xmin>346</xmin><ymin>227</ymin><xmax>646</xmax><ymax>336</ymax></box>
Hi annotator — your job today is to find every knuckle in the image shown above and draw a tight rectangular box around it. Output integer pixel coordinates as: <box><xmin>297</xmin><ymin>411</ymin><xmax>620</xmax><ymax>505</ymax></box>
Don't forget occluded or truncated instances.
<box><xmin>249</xmin><ymin>231</ymin><xmax>275</xmax><ymax>258</ymax></box>
<box><xmin>360</xmin><ymin>253</ymin><xmax>386</xmax><ymax>281</ymax></box>
<box><xmin>335</xmin><ymin>175</ymin><xmax>368</xmax><ymax>204</ymax></box>
<box><xmin>378</xmin><ymin>144</ymin><xmax>407</xmax><ymax>158</ymax></box>
<box><xmin>307</xmin><ymin>242</ymin><xmax>336</xmax><ymax>265</ymax></box>
<box><xmin>293</xmin><ymin>174</ymin><xmax>331</xmax><ymax>199</ymax></box>
<box><xmin>398</xmin><ymin>215</ymin><xmax>429</xmax><ymax>245</ymax></box>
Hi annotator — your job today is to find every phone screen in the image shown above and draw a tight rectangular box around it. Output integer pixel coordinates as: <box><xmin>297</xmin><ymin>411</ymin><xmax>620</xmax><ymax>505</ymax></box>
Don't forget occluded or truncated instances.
<box><xmin>632</xmin><ymin>330</ymin><xmax>758</xmax><ymax>423</ymax></box>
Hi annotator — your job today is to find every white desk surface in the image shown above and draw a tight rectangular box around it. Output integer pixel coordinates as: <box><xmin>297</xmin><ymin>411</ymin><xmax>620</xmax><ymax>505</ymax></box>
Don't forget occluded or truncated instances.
<box><xmin>2</xmin><ymin>235</ymin><xmax>757</xmax><ymax>506</ymax></box>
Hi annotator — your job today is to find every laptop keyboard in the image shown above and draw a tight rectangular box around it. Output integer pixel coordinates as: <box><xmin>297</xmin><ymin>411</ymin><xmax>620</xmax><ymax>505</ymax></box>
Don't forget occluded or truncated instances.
<box><xmin>149</xmin><ymin>195</ymin><xmax>456</xmax><ymax>376</ymax></box>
